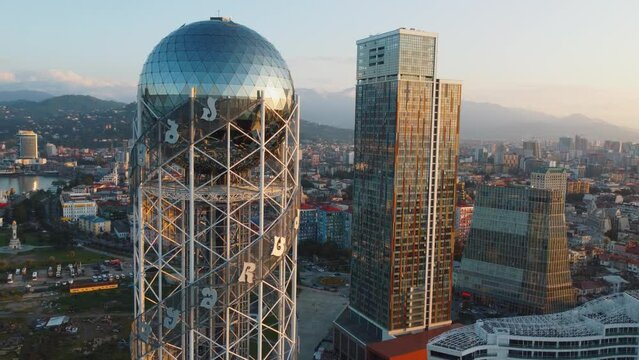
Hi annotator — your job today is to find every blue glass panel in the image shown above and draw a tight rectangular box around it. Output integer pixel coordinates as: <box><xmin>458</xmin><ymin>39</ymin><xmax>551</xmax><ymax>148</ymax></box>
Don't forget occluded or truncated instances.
<box><xmin>139</xmin><ymin>18</ymin><xmax>294</xmax><ymax>117</ymax></box>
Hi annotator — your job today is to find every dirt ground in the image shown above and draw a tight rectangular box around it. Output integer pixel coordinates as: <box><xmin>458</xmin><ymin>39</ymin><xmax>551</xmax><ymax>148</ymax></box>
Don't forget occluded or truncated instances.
<box><xmin>0</xmin><ymin>286</ymin><xmax>133</xmax><ymax>360</ymax></box>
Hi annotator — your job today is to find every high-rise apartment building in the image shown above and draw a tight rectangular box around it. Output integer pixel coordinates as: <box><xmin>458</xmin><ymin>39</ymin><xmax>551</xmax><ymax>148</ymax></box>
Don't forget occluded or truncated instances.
<box><xmin>457</xmin><ymin>185</ymin><xmax>575</xmax><ymax>314</ymax></box>
<box><xmin>604</xmin><ymin>140</ymin><xmax>622</xmax><ymax>153</ymax></box>
<box><xmin>523</xmin><ymin>140</ymin><xmax>541</xmax><ymax>159</ymax></box>
<box><xmin>530</xmin><ymin>167</ymin><xmax>567</xmax><ymax>197</ymax></box>
<box><xmin>558</xmin><ymin>136</ymin><xmax>573</xmax><ymax>161</ymax></box>
<box><xmin>317</xmin><ymin>205</ymin><xmax>352</xmax><ymax>248</ymax></box>
<box><xmin>494</xmin><ymin>143</ymin><xmax>506</xmax><ymax>165</ymax></box>
<box><xmin>558</xmin><ymin>137</ymin><xmax>573</xmax><ymax>152</ymax></box>
<box><xmin>298</xmin><ymin>203</ymin><xmax>318</xmax><ymax>243</ymax></box>
<box><xmin>334</xmin><ymin>27</ymin><xmax>461</xmax><ymax>360</ymax></box>
<box><xmin>575</xmin><ymin>135</ymin><xmax>589</xmax><ymax>153</ymax></box>
<box><xmin>17</xmin><ymin>130</ymin><xmax>38</xmax><ymax>159</ymax></box>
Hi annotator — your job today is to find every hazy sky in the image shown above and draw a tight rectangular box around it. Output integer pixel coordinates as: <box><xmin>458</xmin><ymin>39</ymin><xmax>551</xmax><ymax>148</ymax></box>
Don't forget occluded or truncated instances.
<box><xmin>1</xmin><ymin>0</ymin><xmax>637</xmax><ymax>128</ymax></box>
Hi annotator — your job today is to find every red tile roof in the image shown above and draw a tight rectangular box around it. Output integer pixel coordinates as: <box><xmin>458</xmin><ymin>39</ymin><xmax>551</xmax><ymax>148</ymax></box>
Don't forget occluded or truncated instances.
<box><xmin>320</xmin><ymin>205</ymin><xmax>342</xmax><ymax>212</ymax></box>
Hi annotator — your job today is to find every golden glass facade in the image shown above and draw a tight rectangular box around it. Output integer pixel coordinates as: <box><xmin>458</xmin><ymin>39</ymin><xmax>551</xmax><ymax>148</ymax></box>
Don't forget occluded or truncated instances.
<box><xmin>349</xmin><ymin>28</ymin><xmax>461</xmax><ymax>334</ymax></box>
<box><xmin>458</xmin><ymin>185</ymin><xmax>575</xmax><ymax>314</ymax></box>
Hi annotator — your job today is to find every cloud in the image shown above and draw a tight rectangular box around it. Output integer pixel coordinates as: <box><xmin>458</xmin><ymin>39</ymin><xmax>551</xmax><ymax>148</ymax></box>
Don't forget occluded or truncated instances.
<box><xmin>0</xmin><ymin>69</ymin><xmax>136</xmax><ymax>102</ymax></box>
<box><xmin>0</xmin><ymin>71</ymin><xmax>16</xmax><ymax>83</ymax></box>
<box><xmin>46</xmin><ymin>69</ymin><xmax>115</xmax><ymax>87</ymax></box>
<box><xmin>287</xmin><ymin>56</ymin><xmax>355</xmax><ymax>92</ymax></box>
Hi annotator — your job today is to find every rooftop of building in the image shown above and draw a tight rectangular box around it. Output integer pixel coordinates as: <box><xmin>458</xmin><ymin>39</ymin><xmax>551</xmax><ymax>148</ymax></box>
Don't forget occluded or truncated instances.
<box><xmin>356</xmin><ymin>27</ymin><xmax>438</xmax><ymax>44</ymax></box>
<box><xmin>575</xmin><ymin>279</ymin><xmax>608</xmax><ymax>290</ymax></box>
<box><xmin>334</xmin><ymin>307</ymin><xmax>383</xmax><ymax>345</ymax></box>
<box><xmin>429</xmin><ymin>291</ymin><xmax>639</xmax><ymax>352</ymax></box>
<box><xmin>319</xmin><ymin>205</ymin><xmax>344</xmax><ymax>213</ymax></box>
<box><xmin>17</xmin><ymin>130</ymin><xmax>37</xmax><ymax>136</ymax></box>
<box><xmin>533</xmin><ymin>167</ymin><xmax>567</xmax><ymax>174</ymax></box>
<box><xmin>112</xmin><ymin>220</ymin><xmax>130</xmax><ymax>233</ymax></box>
<box><xmin>368</xmin><ymin>325</ymin><xmax>459</xmax><ymax>358</ymax></box>
<box><xmin>60</xmin><ymin>192</ymin><xmax>95</xmax><ymax>203</ymax></box>
<box><xmin>79</xmin><ymin>215</ymin><xmax>108</xmax><ymax>223</ymax></box>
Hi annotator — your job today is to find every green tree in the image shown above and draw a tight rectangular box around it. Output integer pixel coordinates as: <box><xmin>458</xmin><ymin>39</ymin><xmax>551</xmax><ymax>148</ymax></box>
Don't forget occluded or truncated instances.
<box><xmin>50</xmin><ymin>229</ymin><xmax>74</xmax><ymax>249</ymax></box>
<box><xmin>301</xmin><ymin>178</ymin><xmax>314</xmax><ymax>189</ymax></box>
<box><xmin>13</xmin><ymin>203</ymin><xmax>28</xmax><ymax>223</ymax></box>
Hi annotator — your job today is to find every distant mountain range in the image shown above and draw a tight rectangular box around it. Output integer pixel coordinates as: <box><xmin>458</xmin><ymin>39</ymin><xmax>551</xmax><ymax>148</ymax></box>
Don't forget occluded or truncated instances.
<box><xmin>8</xmin><ymin>94</ymin><xmax>127</xmax><ymax>115</ymax></box>
<box><xmin>0</xmin><ymin>95</ymin><xmax>133</xmax><ymax>148</ymax></box>
<box><xmin>460</xmin><ymin>102</ymin><xmax>639</xmax><ymax>142</ymax></box>
<box><xmin>2</xmin><ymin>90</ymin><xmax>637</xmax><ymax>143</ymax></box>
<box><xmin>0</xmin><ymin>94</ymin><xmax>352</xmax><ymax>147</ymax></box>
<box><xmin>0</xmin><ymin>90</ymin><xmax>54</xmax><ymax>102</ymax></box>
<box><xmin>296</xmin><ymin>88</ymin><xmax>639</xmax><ymax>141</ymax></box>
<box><xmin>296</xmin><ymin>88</ymin><xmax>355</xmax><ymax>129</ymax></box>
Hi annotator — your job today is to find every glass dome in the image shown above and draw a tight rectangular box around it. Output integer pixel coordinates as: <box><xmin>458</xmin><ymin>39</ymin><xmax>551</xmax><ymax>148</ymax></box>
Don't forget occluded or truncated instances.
<box><xmin>136</xmin><ymin>18</ymin><xmax>295</xmax><ymax>175</ymax></box>
<box><xmin>139</xmin><ymin>17</ymin><xmax>294</xmax><ymax>115</ymax></box>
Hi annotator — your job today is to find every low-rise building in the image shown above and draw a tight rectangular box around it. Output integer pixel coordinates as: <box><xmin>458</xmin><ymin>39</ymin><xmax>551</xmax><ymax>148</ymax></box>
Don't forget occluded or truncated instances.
<box><xmin>428</xmin><ymin>291</ymin><xmax>639</xmax><ymax>359</ymax></box>
<box><xmin>78</xmin><ymin>215</ymin><xmax>111</xmax><ymax>235</ymax></box>
<box><xmin>574</xmin><ymin>280</ymin><xmax>608</xmax><ymax>297</ymax></box>
<box><xmin>603</xmin><ymin>275</ymin><xmax>629</xmax><ymax>293</ymax></box>
<box><xmin>60</xmin><ymin>192</ymin><xmax>97</xmax><ymax>221</ymax></box>
<box><xmin>567</xmin><ymin>179</ymin><xmax>591</xmax><ymax>194</ymax></box>
<box><xmin>112</xmin><ymin>220</ymin><xmax>130</xmax><ymax>240</ymax></box>
<box><xmin>503</xmin><ymin>153</ymin><xmax>519</xmax><ymax>170</ymax></box>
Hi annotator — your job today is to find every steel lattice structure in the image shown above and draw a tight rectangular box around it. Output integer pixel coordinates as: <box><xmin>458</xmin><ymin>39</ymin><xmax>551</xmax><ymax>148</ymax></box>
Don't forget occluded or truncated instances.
<box><xmin>130</xmin><ymin>90</ymin><xmax>300</xmax><ymax>360</ymax></box>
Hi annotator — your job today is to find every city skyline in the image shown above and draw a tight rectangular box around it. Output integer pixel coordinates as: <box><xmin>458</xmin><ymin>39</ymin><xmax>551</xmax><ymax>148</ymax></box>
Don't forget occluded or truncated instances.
<box><xmin>1</xmin><ymin>4</ymin><xmax>639</xmax><ymax>360</ymax></box>
<box><xmin>1</xmin><ymin>0</ymin><xmax>638</xmax><ymax>129</ymax></box>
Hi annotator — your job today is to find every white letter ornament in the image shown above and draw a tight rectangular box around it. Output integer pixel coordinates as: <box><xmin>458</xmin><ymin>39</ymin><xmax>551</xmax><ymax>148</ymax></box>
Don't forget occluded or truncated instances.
<box><xmin>163</xmin><ymin>307</ymin><xmax>180</xmax><ymax>330</ymax></box>
<box><xmin>271</xmin><ymin>236</ymin><xmax>287</xmax><ymax>257</ymax></box>
<box><xmin>239</xmin><ymin>262</ymin><xmax>256</xmax><ymax>284</ymax></box>
<box><xmin>200</xmin><ymin>287</ymin><xmax>218</xmax><ymax>310</ymax></box>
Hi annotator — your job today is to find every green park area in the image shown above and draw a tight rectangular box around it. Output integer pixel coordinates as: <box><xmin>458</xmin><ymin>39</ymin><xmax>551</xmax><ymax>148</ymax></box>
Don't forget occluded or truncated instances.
<box><xmin>0</xmin><ymin>226</ymin><xmax>51</xmax><ymax>246</ymax></box>
<box><xmin>0</xmin><ymin>225</ymin><xmax>110</xmax><ymax>270</ymax></box>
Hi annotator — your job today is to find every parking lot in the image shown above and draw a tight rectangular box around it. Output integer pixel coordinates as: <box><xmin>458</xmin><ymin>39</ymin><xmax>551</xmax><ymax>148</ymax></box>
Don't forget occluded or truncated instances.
<box><xmin>2</xmin><ymin>258</ymin><xmax>133</xmax><ymax>291</ymax></box>
<box><xmin>298</xmin><ymin>259</ymin><xmax>351</xmax><ymax>298</ymax></box>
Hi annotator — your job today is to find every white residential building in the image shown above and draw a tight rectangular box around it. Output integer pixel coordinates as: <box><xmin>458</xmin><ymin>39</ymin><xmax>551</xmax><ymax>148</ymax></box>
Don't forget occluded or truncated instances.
<box><xmin>429</xmin><ymin>291</ymin><xmax>639</xmax><ymax>359</ymax></box>
<box><xmin>60</xmin><ymin>192</ymin><xmax>97</xmax><ymax>221</ymax></box>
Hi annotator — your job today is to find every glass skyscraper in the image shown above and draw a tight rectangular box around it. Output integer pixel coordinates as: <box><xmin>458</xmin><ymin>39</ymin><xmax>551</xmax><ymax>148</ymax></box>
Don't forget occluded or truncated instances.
<box><xmin>334</xmin><ymin>28</ymin><xmax>461</xmax><ymax>360</ymax></box>
<box><xmin>458</xmin><ymin>184</ymin><xmax>575</xmax><ymax>315</ymax></box>
<box><xmin>17</xmin><ymin>130</ymin><xmax>38</xmax><ymax>159</ymax></box>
